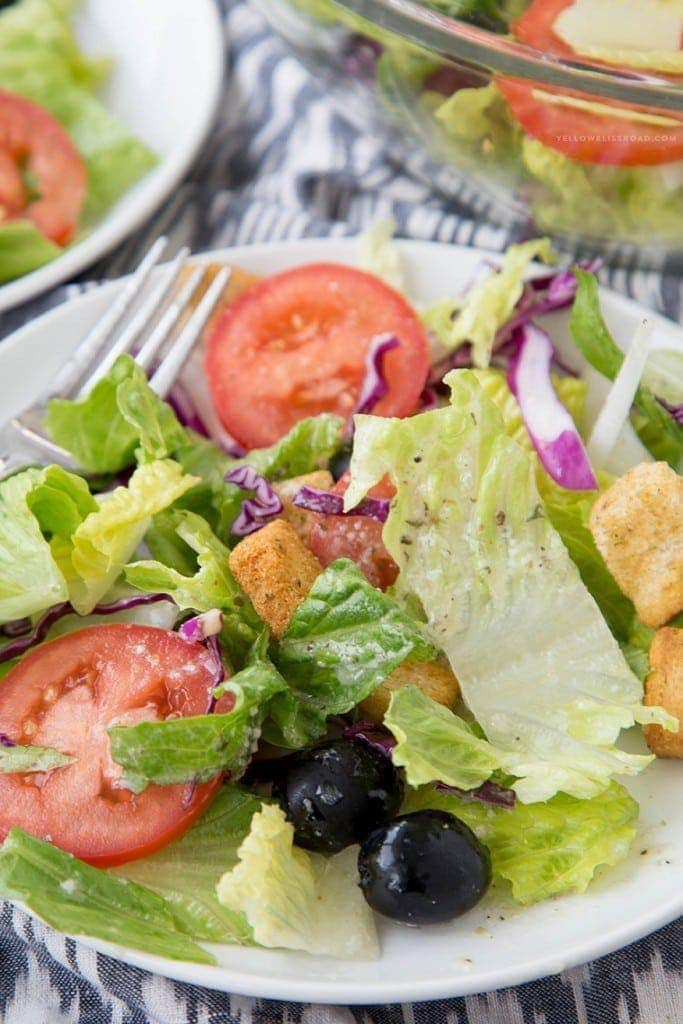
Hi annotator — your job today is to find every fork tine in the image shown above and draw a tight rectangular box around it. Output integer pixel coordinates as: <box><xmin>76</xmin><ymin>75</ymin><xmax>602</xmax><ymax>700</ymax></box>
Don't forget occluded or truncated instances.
<box><xmin>76</xmin><ymin>246</ymin><xmax>191</xmax><ymax>397</ymax></box>
<box><xmin>149</xmin><ymin>266</ymin><xmax>232</xmax><ymax>398</ymax></box>
<box><xmin>50</xmin><ymin>236</ymin><xmax>168</xmax><ymax>400</ymax></box>
<box><xmin>134</xmin><ymin>263</ymin><xmax>206</xmax><ymax>373</ymax></box>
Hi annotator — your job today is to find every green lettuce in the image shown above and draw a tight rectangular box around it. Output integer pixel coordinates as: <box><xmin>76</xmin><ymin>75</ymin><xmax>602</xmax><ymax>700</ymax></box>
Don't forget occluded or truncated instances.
<box><xmin>346</xmin><ymin>370</ymin><xmax>674</xmax><ymax>802</ymax></box>
<box><xmin>423</xmin><ymin>239</ymin><xmax>555</xmax><ymax>365</ymax></box>
<box><xmin>240</xmin><ymin>413</ymin><xmax>344</xmax><ymax>482</ymax></box>
<box><xmin>0</xmin><ymin>827</ymin><xmax>213</xmax><ymax>964</ymax></box>
<box><xmin>386</xmin><ymin>685</ymin><xmax>500</xmax><ymax>790</ymax></box>
<box><xmin>357</xmin><ymin>218</ymin><xmax>405</xmax><ymax>291</ymax></box>
<box><xmin>115</xmin><ymin>786</ymin><xmax>265</xmax><ymax>944</ymax></box>
<box><xmin>0</xmin><ymin>468</ymin><xmax>69</xmax><ymax>623</ymax></box>
<box><xmin>570</xmin><ymin>271</ymin><xmax>683</xmax><ymax>471</ymax></box>
<box><xmin>267</xmin><ymin>559</ymin><xmax>436</xmax><ymax>747</ymax></box>
<box><xmin>0</xmin><ymin>0</ymin><xmax>156</xmax><ymax>227</ymax></box>
<box><xmin>0</xmin><ymin>221</ymin><xmax>61</xmax><ymax>283</ymax></box>
<box><xmin>405</xmin><ymin>781</ymin><xmax>638</xmax><ymax>904</ymax></box>
<box><xmin>0</xmin><ymin>744</ymin><xmax>75</xmax><ymax>774</ymax></box>
<box><xmin>216</xmin><ymin>803</ymin><xmax>379</xmax><ymax>959</ymax></box>
<box><xmin>522</xmin><ymin>136</ymin><xmax>683</xmax><ymax>249</ymax></box>
<box><xmin>642</xmin><ymin>349</ymin><xmax>683</xmax><ymax>407</ymax></box>
<box><xmin>54</xmin><ymin>460</ymin><xmax>197</xmax><ymax>615</ymax></box>
<box><xmin>108</xmin><ymin>659</ymin><xmax>286</xmax><ymax>792</ymax></box>
<box><xmin>45</xmin><ymin>355</ymin><xmax>187</xmax><ymax>474</ymax></box>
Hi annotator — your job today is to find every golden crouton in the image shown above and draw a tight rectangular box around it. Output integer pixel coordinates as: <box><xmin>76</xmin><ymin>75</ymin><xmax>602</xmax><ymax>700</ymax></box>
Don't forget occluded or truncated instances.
<box><xmin>589</xmin><ymin>462</ymin><xmax>683</xmax><ymax>629</ymax></box>
<box><xmin>229</xmin><ymin>519</ymin><xmax>322</xmax><ymax>638</ymax></box>
<box><xmin>273</xmin><ymin>471</ymin><xmax>334</xmax><ymax>546</ymax></box>
<box><xmin>359</xmin><ymin>658</ymin><xmax>460</xmax><ymax>723</ymax></box>
<box><xmin>644</xmin><ymin>627</ymin><xmax>683</xmax><ymax>758</ymax></box>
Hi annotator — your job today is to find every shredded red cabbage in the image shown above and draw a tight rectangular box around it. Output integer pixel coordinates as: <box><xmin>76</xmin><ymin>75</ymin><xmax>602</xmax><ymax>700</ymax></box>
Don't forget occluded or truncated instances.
<box><xmin>0</xmin><ymin>593</ymin><xmax>172</xmax><ymax>665</ymax></box>
<box><xmin>417</xmin><ymin>387</ymin><xmax>440</xmax><ymax>412</ymax></box>
<box><xmin>292</xmin><ymin>485</ymin><xmax>389</xmax><ymax>524</ymax></box>
<box><xmin>507</xmin><ymin>323</ymin><xmax>598</xmax><ymax>491</ymax></box>
<box><xmin>658</xmin><ymin>396</ymin><xmax>683</xmax><ymax>426</ymax></box>
<box><xmin>345</xmin><ymin>721</ymin><xmax>516</xmax><ymax>808</ymax></box>
<box><xmin>354</xmin><ymin>333</ymin><xmax>400</xmax><ymax>416</ymax></box>
<box><xmin>0</xmin><ymin>733</ymin><xmax>16</xmax><ymax>748</ymax></box>
<box><xmin>0</xmin><ymin>617</ymin><xmax>32</xmax><ymax>639</ymax></box>
<box><xmin>178</xmin><ymin>609</ymin><xmax>224</xmax><ymax>645</ymax></box>
<box><xmin>225</xmin><ymin>465</ymin><xmax>283</xmax><ymax>536</ymax></box>
<box><xmin>167</xmin><ymin>380</ymin><xmax>211</xmax><ymax>438</ymax></box>
<box><xmin>435</xmin><ymin>779</ymin><xmax>516</xmax><ymax>809</ymax></box>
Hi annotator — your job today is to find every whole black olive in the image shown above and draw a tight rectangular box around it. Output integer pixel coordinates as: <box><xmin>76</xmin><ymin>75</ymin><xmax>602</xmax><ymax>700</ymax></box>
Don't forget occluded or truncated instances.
<box><xmin>273</xmin><ymin>738</ymin><xmax>403</xmax><ymax>853</ymax></box>
<box><xmin>358</xmin><ymin>809</ymin><xmax>491</xmax><ymax>924</ymax></box>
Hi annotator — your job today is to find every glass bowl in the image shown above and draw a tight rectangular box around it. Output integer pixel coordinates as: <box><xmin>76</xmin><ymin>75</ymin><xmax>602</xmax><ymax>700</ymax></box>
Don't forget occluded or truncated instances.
<box><xmin>250</xmin><ymin>0</ymin><xmax>683</xmax><ymax>267</ymax></box>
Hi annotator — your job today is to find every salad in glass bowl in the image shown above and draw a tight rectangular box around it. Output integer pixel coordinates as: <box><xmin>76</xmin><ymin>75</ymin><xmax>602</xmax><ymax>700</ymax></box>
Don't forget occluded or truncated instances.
<box><xmin>0</xmin><ymin>230</ymin><xmax>681</xmax><ymax>966</ymax></box>
<box><xmin>251</xmin><ymin>0</ymin><xmax>683</xmax><ymax>262</ymax></box>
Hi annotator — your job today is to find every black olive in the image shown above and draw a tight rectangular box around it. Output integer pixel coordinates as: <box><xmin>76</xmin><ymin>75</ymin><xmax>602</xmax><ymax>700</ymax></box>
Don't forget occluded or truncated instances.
<box><xmin>358</xmin><ymin>809</ymin><xmax>491</xmax><ymax>925</ymax></box>
<box><xmin>273</xmin><ymin>738</ymin><xmax>403</xmax><ymax>853</ymax></box>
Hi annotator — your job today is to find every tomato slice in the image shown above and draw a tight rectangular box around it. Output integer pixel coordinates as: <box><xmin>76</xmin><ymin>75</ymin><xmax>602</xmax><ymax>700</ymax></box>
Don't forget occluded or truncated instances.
<box><xmin>0</xmin><ymin>92</ymin><xmax>86</xmax><ymax>245</ymax></box>
<box><xmin>0</xmin><ymin>624</ymin><xmax>223</xmax><ymax>867</ymax></box>
<box><xmin>497</xmin><ymin>76</ymin><xmax>683</xmax><ymax>166</ymax></box>
<box><xmin>512</xmin><ymin>0</ymin><xmax>577</xmax><ymax>59</ymax></box>
<box><xmin>308</xmin><ymin>471</ymin><xmax>398</xmax><ymax>591</ymax></box>
<box><xmin>204</xmin><ymin>263</ymin><xmax>430</xmax><ymax>449</ymax></box>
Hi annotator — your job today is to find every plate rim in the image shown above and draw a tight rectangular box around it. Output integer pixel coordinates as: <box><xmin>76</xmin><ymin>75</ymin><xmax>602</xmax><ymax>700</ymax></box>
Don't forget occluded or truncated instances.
<box><xmin>1</xmin><ymin>236</ymin><xmax>682</xmax><ymax>1004</ymax></box>
<box><xmin>0</xmin><ymin>0</ymin><xmax>224</xmax><ymax>315</ymax></box>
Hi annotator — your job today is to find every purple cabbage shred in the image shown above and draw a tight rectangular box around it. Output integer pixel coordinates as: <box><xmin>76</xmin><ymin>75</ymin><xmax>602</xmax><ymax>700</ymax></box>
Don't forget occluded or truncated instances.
<box><xmin>343</xmin><ymin>721</ymin><xmax>397</xmax><ymax>758</ymax></box>
<box><xmin>657</xmin><ymin>396</ymin><xmax>683</xmax><ymax>426</ymax></box>
<box><xmin>0</xmin><ymin>617</ymin><xmax>32</xmax><ymax>639</ymax></box>
<box><xmin>226</xmin><ymin>465</ymin><xmax>283</xmax><ymax>536</ymax></box>
<box><xmin>0</xmin><ymin>733</ymin><xmax>17</xmax><ymax>748</ymax></box>
<box><xmin>0</xmin><ymin>593</ymin><xmax>172</xmax><ymax>665</ymax></box>
<box><xmin>292</xmin><ymin>485</ymin><xmax>389</xmax><ymax>524</ymax></box>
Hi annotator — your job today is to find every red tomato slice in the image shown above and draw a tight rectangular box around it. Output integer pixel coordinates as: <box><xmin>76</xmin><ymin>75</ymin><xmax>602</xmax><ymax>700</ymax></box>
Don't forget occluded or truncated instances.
<box><xmin>512</xmin><ymin>0</ymin><xmax>577</xmax><ymax>59</ymax></box>
<box><xmin>204</xmin><ymin>263</ymin><xmax>430</xmax><ymax>449</ymax></box>
<box><xmin>0</xmin><ymin>92</ymin><xmax>86</xmax><ymax>245</ymax></box>
<box><xmin>308</xmin><ymin>471</ymin><xmax>398</xmax><ymax>591</ymax></box>
<box><xmin>497</xmin><ymin>76</ymin><xmax>683</xmax><ymax>166</ymax></box>
<box><xmin>0</xmin><ymin>624</ymin><xmax>223</xmax><ymax>867</ymax></box>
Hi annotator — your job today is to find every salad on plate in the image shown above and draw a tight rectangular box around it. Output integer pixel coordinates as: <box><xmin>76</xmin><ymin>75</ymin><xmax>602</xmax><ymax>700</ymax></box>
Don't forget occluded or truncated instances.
<box><xmin>0</xmin><ymin>0</ymin><xmax>155</xmax><ymax>284</ymax></box>
<box><xmin>0</xmin><ymin>227</ymin><xmax>681</xmax><ymax>965</ymax></box>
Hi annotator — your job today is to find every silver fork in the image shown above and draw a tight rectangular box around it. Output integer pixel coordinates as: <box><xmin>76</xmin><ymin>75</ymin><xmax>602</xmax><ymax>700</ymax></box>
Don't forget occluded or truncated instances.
<box><xmin>0</xmin><ymin>237</ymin><xmax>231</xmax><ymax>481</ymax></box>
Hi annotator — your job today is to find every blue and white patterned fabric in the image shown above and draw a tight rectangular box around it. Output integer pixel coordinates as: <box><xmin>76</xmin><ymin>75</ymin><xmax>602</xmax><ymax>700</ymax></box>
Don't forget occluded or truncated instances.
<box><xmin>0</xmin><ymin>2</ymin><xmax>681</xmax><ymax>1021</ymax></box>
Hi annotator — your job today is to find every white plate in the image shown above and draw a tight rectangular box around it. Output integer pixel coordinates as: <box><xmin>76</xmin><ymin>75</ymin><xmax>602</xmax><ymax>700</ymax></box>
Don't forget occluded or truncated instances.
<box><xmin>0</xmin><ymin>238</ymin><xmax>681</xmax><ymax>1004</ymax></box>
<box><xmin>0</xmin><ymin>0</ymin><xmax>223</xmax><ymax>314</ymax></box>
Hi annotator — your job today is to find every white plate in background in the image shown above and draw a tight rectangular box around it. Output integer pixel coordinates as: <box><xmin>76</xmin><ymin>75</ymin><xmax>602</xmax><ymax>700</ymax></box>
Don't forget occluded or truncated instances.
<box><xmin>0</xmin><ymin>0</ymin><xmax>223</xmax><ymax>313</ymax></box>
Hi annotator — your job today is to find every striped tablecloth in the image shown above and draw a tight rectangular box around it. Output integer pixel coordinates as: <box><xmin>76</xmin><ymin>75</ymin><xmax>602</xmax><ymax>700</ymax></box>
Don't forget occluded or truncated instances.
<box><xmin>0</xmin><ymin>2</ymin><xmax>681</xmax><ymax>1021</ymax></box>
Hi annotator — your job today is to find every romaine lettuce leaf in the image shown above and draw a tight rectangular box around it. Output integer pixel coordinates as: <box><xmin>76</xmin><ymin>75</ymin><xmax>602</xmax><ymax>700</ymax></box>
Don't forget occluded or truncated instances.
<box><xmin>108</xmin><ymin>659</ymin><xmax>286</xmax><ymax>792</ymax></box>
<box><xmin>268</xmin><ymin>558</ymin><xmax>436</xmax><ymax>747</ymax></box>
<box><xmin>0</xmin><ymin>827</ymin><xmax>213</xmax><ymax>964</ymax></box>
<box><xmin>570</xmin><ymin>271</ymin><xmax>683</xmax><ymax>470</ymax></box>
<box><xmin>0</xmin><ymin>468</ymin><xmax>69</xmax><ymax>623</ymax></box>
<box><xmin>357</xmin><ymin>218</ymin><xmax>405</xmax><ymax>291</ymax></box>
<box><xmin>0</xmin><ymin>221</ymin><xmax>61</xmax><ymax>283</ymax></box>
<box><xmin>385</xmin><ymin>685</ymin><xmax>501</xmax><ymax>790</ymax></box>
<box><xmin>240</xmin><ymin>414</ymin><xmax>345</xmax><ymax>482</ymax></box>
<box><xmin>216</xmin><ymin>804</ymin><xmax>379</xmax><ymax>959</ymax></box>
<box><xmin>642</xmin><ymin>349</ymin><xmax>683</xmax><ymax>407</ymax></box>
<box><xmin>346</xmin><ymin>370</ymin><xmax>674</xmax><ymax>802</ymax></box>
<box><xmin>115</xmin><ymin>785</ymin><xmax>264</xmax><ymax>944</ymax></box>
<box><xmin>405</xmin><ymin>780</ymin><xmax>638</xmax><ymax>904</ymax></box>
<box><xmin>0</xmin><ymin>744</ymin><xmax>75</xmax><ymax>774</ymax></box>
<box><xmin>427</xmin><ymin>238</ymin><xmax>555</xmax><ymax>366</ymax></box>
<box><xmin>45</xmin><ymin>355</ymin><xmax>187</xmax><ymax>474</ymax></box>
<box><xmin>56</xmin><ymin>460</ymin><xmax>197</xmax><ymax>615</ymax></box>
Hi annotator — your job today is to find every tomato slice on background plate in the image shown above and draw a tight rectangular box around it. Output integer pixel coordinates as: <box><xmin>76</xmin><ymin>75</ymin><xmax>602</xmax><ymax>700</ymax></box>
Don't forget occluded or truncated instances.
<box><xmin>0</xmin><ymin>624</ymin><xmax>223</xmax><ymax>867</ymax></box>
<box><xmin>497</xmin><ymin>76</ymin><xmax>683</xmax><ymax>166</ymax></box>
<box><xmin>204</xmin><ymin>263</ymin><xmax>430</xmax><ymax>449</ymax></box>
<box><xmin>308</xmin><ymin>471</ymin><xmax>398</xmax><ymax>591</ymax></box>
<box><xmin>512</xmin><ymin>0</ymin><xmax>579</xmax><ymax>59</ymax></box>
<box><xmin>0</xmin><ymin>91</ymin><xmax>86</xmax><ymax>245</ymax></box>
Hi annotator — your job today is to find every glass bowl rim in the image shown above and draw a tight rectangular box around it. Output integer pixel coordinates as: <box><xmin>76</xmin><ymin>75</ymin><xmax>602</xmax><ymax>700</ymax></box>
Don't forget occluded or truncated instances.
<box><xmin>333</xmin><ymin>0</ymin><xmax>683</xmax><ymax>111</ymax></box>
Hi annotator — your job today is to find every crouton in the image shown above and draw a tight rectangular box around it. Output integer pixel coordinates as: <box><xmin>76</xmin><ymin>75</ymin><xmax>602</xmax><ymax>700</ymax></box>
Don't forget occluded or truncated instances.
<box><xmin>229</xmin><ymin>519</ymin><xmax>322</xmax><ymax>638</ymax></box>
<box><xmin>359</xmin><ymin>658</ymin><xmax>460</xmax><ymax>723</ymax></box>
<box><xmin>273</xmin><ymin>471</ymin><xmax>334</xmax><ymax>546</ymax></box>
<box><xmin>589</xmin><ymin>462</ymin><xmax>683</xmax><ymax>628</ymax></box>
<box><xmin>644</xmin><ymin>627</ymin><xmax>683</xmax><ymax>758</ymax></box>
